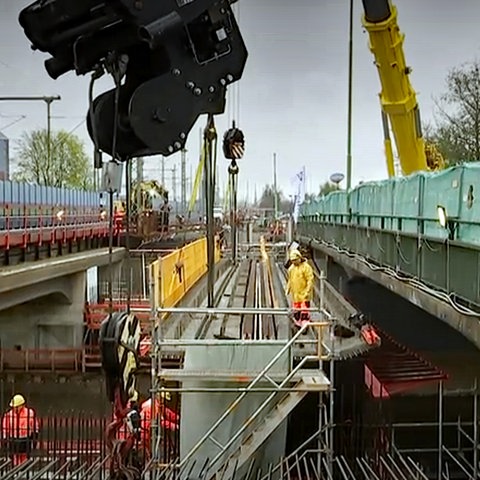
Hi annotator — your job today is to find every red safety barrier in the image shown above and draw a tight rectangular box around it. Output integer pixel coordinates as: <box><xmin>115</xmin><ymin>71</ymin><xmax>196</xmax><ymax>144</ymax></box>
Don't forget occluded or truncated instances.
<box><xmin>0</xmin><ymin>348</ymin><xmax>98</xmax><ymax>373</ymax></box>
<box><xmin>0</xmin><ymin>347</ymin><xmax>164</xmax><ymax>373</ymax></box>
<box><xmin>0</xmin><ymin>209</ymin><xmax>110</xmax><ymax>250</ymax></box>
<box><xmin>84</xmin><ymin>302</ymin><xmax>151</xmax><ymax>332</ymax></box>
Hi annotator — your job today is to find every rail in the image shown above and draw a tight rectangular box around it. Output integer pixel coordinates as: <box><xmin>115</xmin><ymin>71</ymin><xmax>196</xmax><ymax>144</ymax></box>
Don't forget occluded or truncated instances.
<box><xmin>84</xmin><ymin>302</ymin><xmax>151</xmax><ymax>331</ymax></box>
<box><xmin>0</xmin><ymin>347</ymin><xmax>162</xmax><ymax>373</ymax></box>
<box><xmin>0</xmin><ymin>212</ymin><xmax>110</xmax><ymax>249</ymax></box>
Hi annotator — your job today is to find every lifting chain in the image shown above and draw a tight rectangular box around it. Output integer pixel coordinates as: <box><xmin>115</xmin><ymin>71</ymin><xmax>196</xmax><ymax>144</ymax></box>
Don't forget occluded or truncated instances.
<box><xmin>224</xmin><ymin>121</ymin><xmax>244</xmax><ymax>264</ymax></box>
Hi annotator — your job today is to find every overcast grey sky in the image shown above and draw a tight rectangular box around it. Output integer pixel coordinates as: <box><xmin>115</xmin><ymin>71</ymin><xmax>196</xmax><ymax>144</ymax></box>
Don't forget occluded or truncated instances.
<box><xmin>1</xmin><ymin>0</ymin><xmax>480</xmax><ymax>201</ymax></box>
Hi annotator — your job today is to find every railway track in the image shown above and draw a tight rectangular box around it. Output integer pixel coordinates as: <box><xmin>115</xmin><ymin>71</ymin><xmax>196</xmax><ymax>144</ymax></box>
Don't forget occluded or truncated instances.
<box><xmin>194</xmin><ymin>239</ymin><xmax>282</xmax><ymax>340</ymax></box>
<box><xmin>241</xmin><ymin>256</ymin><xmax>278</xmax><ymax>339</ymax></box>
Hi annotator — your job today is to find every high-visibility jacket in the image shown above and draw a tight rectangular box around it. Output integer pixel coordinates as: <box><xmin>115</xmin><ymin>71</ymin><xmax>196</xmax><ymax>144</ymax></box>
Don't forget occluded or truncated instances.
<box><xmin>140</xmin><ymin>399</ymin><xmax>179</xmax><ymax>432</ymax></box>
<box><xmin>286</xmin><ymin>260</ymin><xmax>314</xmax><ymax>303</ymax></box>
<box><xmin>1</xmin><ymin>407</ymin><xmax>39</xmax><ymax>439</ymax></box>
<box><xmin>140</xmin><ymin>399</ymin><xmax>179</xmax><ymax>452</ymax></box>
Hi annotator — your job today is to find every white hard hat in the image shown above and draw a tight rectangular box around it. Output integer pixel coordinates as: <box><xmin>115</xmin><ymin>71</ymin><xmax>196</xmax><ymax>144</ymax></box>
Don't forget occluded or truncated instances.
<box><xmin>289</xmin><ymin>249</ymin><xmax>302</xmax><ymax>261</ymax></box>
<box><xmin>10</xmin><ymin>394</ymin><xmax>25</xmax><ymax>408</ymax></box>
<box><xmin>160</xmin><ymin>389</ymin><xmax>171</xmax><ymax>401</ymax></box>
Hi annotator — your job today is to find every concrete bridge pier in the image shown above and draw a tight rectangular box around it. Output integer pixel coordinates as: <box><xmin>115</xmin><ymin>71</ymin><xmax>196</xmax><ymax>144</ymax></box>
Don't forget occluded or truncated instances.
<box><xmin>0</xmin><ymin>248</ymin><xmax>125</xmax><ymax>350</ymax></box>
<box><xmin>0</xmin><ymin>272</ymin><xmax>86</xmax><ymax>350</ymax></box>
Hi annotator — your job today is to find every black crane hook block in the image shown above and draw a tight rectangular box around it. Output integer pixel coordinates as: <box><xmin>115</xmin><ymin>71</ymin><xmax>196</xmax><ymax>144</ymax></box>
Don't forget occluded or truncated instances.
<box><xmin>18</xmin><ymin>0</ymin><xmax>248</xmax><ymax>160</ymax></box>
<box><xmin>99</xmin><ymin>312</ymin><xmax>141</xmax><ymax>408</ymax></box>
<box><xmin>223</xmin><ymin>126</ymin><xmax>245</xmax><ymax>160</ymax></box>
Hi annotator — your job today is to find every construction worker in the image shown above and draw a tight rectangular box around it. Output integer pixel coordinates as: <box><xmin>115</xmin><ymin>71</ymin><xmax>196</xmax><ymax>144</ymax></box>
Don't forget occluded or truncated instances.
<box><xmin>116</xmin><ymin>391</ymin><xmax>141</xmax><ymax>442</ymax></box>
<box><xmin>286</xmin><ymin>249</ymin><xmax>314</xmax><ymax>329</ymax></box>
<box><xmin>140</xmin><ymin>391</ymin><xmax>179</xmax><ymax>458</ymax></box>
<box><xmin>113</xmin><ymin>202</ymin><xmax>125</xmax><ymax>235</ymax></box>
<box><xmin>159</xmin><ymin>200</ymin><xmax>171</xmax><ymax>235</ymax></box>
<box><xmin>1</xmin><ymin>394</ymin><xmax>39</xmax><ymax>466</ymax></box>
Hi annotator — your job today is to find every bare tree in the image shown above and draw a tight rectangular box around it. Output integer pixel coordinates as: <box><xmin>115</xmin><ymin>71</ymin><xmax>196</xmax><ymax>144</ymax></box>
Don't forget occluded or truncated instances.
<box><xmin>431</xmin><ymin>59</ymin><xmax>480</xmax><ymax>165</ymax></box>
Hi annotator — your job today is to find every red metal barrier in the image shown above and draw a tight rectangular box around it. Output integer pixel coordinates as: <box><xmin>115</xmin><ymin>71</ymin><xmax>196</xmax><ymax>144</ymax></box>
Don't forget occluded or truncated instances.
<box><xmin>0</xmin><ymin>348</ymin><xmax>92</xmax><ymax>373</ymax></box>
<box><xmin>364</xmin><ymin>326</ymin><xmax>447</xmax><ymax>398</ymax></box>
<box><xmin>0</xmin><ymin>347</ymin><xmax>159</xmax><ymax>373</ymax></box>
<box><xmin>84</xmin><ymin>302</ymin><xmax>151</xmax><ymax>331</ymax></box>
<box><xmin>0</xmin><ymin>211</ymin><xmax>110</xmax><ymax>250</ymax></box>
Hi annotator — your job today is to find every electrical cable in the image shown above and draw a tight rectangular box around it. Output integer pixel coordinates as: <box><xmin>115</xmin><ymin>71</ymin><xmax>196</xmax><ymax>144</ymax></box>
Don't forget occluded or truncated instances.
<box><xmin>315</xmin><ymin>239</ymin><xmax>480</xmax><ymax>317</ymax></box>
<box><xmin>125</xmin><ymin>158</ymin><xmax>132</xmax><ymax>314</ymax></box>
<box><xmin>107</xmin><ymin>60</ymin><xmax>122</xmax><ymax>314</ymax></box>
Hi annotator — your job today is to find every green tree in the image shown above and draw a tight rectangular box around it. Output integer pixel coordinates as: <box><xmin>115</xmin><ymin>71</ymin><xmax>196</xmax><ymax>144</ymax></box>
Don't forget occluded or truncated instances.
<box><xmin>258</xmin><ymin>184</ymin><xmax>293</xmax><ymax>214</ymax></box>
<box><xmin>259</xmin><ymin>185</ymin><xmax>277</xmax><ymax>209</ymax></box>
<box><xmin>429</xmin><ymin>59</ymin><xmax>480</xmax><ymax>165</ymax></box>
<box><xmin>319</xmin><ymin>181</ymin><xmax>339</xmax><ymax>196</ymax></box>
<box><xmin>13</xmin><ymin>129</ymin><xmax>93</xmax><ymax>189</ymax></box>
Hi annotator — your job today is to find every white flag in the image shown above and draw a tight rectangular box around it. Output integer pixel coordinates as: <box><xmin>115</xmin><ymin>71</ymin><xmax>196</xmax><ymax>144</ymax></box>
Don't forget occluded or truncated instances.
<box><xmin>292</xmin><ymin>167</ymin><xmax>306</xmax><ymax>222</ymax></box>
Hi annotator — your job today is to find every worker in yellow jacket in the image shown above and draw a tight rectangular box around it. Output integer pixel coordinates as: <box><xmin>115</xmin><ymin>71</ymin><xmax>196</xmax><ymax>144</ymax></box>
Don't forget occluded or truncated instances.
<box><xmin>286</xmin><ymin>249</ymin><xmax>314</xmax><ymax>328</ymax></box>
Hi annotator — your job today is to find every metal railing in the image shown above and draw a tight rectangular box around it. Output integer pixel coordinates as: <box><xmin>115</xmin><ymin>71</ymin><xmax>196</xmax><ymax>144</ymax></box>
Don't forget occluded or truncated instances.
<box><xmin>152</xmin><ymin>307</ymin><xmax>330</xmax><ymax>472</ymax></box>
<box><xmin>0</xmin><ymin>348</ymin><xmax>89</xmax><ymax>373</ymax></box>
<box><xmin>84</xmin><ymin>302</ymin><xmax>151</xmax><ymax>331</ymax></box>
<box><xmin>0</xmin><ymin>212</ymin><xmax>110</xmax><ymax>249</ymax></box>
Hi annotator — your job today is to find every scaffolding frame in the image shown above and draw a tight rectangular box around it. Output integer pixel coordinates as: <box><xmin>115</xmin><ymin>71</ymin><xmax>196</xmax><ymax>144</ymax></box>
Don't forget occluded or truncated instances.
<box><xmin>149</xmin><ymin>299</ymin><xmax>336</xmax><ymax>480</ymax></box>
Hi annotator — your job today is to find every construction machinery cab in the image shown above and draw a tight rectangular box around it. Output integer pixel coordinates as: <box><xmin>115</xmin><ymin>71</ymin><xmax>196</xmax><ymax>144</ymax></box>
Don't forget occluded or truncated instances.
<box><xmin>131</xmin><ymin>180</ymin><xmax>170</xmax><ymax>238</ymax></box>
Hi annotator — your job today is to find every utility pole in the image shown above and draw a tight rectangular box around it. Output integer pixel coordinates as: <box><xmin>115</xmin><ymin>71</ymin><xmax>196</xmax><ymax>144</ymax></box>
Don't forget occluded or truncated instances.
<box><xmin>135</xmin><ymin>157</ymin><xmax>144</xmax><ymax>216</ymax></box>
<box><xmin>0</xmin><ymin>95</ymin><xmax>61</xmax><ymax>173</ymax></box>
<box><xmin>172</xmin><ymin>164</ymin><xmax>177</xmax><ymax>214</ymax></box>
<box><xmin>189</xmin><ymin>163</ymin><xmax>194</xmax><ymax>208</ymax></box>
<box><xmin>346</xmin><ymin>0</ymin><xmax>354</xmax><ymax>191</ymax></box>
<box><xmin>161</xmin><ymin>156</ymin><xmax>165</xmax><ymax>186</ymax></box>
<box><xmin>273</xmin><ymin>152</ymin><xmax>278</xmax><ymax>220</ymax></box>
<box><xmin>181</xmin><ymin>148</ymin><xmax>187</xmax><ymax>214</ymax></box>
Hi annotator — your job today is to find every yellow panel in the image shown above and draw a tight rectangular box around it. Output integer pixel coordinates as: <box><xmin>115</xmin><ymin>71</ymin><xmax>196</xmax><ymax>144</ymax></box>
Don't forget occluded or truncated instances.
<box><xmin>150</xmin><ymin>237</ymin><xmax>221</xmax><ymax>314</ymax></box>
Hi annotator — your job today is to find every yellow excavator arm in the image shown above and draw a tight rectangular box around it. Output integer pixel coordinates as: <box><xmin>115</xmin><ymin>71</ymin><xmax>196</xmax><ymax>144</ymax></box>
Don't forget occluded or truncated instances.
<box><xmin>362</xmin><ymin>0</ymin><xmax>444</xmax><ymax>176</ymax></box>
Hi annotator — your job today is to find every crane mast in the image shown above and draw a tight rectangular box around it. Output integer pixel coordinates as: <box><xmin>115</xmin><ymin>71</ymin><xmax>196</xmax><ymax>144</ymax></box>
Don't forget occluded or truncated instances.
<box><xmin>362</xmin><ymin>0</ymin><xmax>442</xmax><ymax>176</ymax></box>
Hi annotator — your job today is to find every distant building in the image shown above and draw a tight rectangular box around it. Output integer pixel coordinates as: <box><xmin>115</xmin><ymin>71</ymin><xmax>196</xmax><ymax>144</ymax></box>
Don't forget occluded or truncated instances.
<box><xmin>0</xmin><ymin>131</ymin><xmax>9</xmax><ymax>181</ymax></box>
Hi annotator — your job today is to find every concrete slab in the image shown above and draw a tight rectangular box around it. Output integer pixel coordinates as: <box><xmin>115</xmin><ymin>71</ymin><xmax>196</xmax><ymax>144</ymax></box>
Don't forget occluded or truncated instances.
<box><xmin>305</xmin><ymin>238</ymin><xmax>480</xmax><ymax>350</ymax></box>
<box><xmin>0</xmin><ymin>247</ymin><xmax>125</xmax><ymax>294</ymax></box>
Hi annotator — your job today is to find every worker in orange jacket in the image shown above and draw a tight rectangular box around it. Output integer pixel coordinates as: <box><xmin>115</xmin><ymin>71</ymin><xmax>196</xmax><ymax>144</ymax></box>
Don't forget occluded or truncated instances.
<box><xmin>140</xmin><ymin>391</ymin><xmax>179</xmax><ymax>457</ymax></box>
<box><xmin>1</xmin><ymin>394</ymin><xmax>39</xmax><ymax>466</ymax></box>
<box><xmin>286</xmin><ymin>249</ymin><xmax>314</xmax><ymax>328</ymax></box>
<box><xmin>113</xmin><ymin>203</ymin><xmax>126</xmax><ymax>235</ymax></box>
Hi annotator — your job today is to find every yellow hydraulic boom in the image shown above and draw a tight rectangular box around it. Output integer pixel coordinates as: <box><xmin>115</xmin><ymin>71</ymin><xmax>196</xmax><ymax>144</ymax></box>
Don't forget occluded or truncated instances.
<box><xmin>362</xmin><ymin>0</ymin><xmax>444</xmax><ymax>176</ymax></box>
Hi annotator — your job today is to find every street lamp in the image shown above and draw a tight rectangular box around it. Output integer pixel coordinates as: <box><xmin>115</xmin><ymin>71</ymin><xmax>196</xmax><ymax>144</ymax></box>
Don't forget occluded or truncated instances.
<box><xmin>437</xmin><ymin>205</ymin><xmax>447</xmax><ymax>228</ymax></box>
<box><xmin>437</xmin><ymin>204</ymin><xmax>457</xmax><ymax>241</ymax></box>
<box><xmin>330</xmin><ymin>172</ymin><xmax>345</xmax><ymax>190</ymax></box>
<box><xmin>346</xmin><ymin>0</ymin><xmax>354</xmax><ymax>191</ymax></box>
<box><xmin>0</xmin><ymin>95</ymin><xmax>61</xmax><ymax>167</ymax></box>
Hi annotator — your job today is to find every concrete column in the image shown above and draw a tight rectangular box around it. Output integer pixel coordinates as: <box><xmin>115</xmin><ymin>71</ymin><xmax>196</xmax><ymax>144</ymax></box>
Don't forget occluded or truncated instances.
<box><xmin>0</xmin><ymin>272</ymin><xmax>86</xmax><ymax>349</ymax></box>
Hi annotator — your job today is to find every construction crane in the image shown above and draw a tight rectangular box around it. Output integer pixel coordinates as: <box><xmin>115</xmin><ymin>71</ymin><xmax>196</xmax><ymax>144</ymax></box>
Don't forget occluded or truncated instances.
<box><xmin>17</xmin><ymin>3</ymin><xmax>247</xmax><ymax>478</ymax></box>
<box><xmin>362</xmin><ymin>0</ymin><xmax>445</xmax><ymax>176</ymax></box>
<box><xmin>18</xmin><ymin>0</ymin><xmax>248</xmax><ymax>160</ymax></box>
